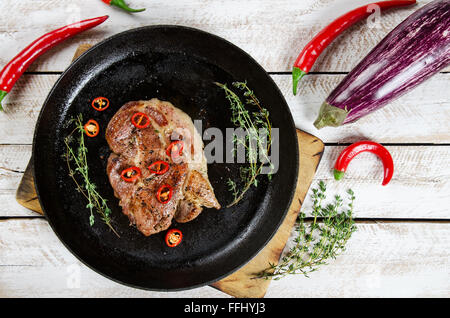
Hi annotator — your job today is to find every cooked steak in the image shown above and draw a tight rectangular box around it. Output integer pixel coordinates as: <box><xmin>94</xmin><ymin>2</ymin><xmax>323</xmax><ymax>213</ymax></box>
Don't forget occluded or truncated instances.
<box><xmin>106</xmin><ymin>98</ymin><xmax>220</xmax><ymax>236</ymax></box>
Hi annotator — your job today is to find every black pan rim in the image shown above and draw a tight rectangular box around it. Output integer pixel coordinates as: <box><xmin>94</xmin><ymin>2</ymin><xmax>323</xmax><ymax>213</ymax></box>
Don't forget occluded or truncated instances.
<box><xmin>32</xmin><ymin>25</ymin><xmax>299</xmax><ymax>292</ymax></box>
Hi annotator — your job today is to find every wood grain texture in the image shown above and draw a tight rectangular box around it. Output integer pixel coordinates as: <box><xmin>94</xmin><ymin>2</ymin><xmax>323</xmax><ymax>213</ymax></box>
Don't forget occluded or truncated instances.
<box><xmin>13</xmin><ymin>41</ymin><xmax>89</xmax><ymax>215</ymax></box>
<box><xmin>1</xmin><ymin>73</ymin><xmax>449</xmax><ymax>144</ymax></box>
<box><xmin>0</xmin><ymin>0</ymin><xmax>443</xmax><ymax>73</ymax></box>
<box><xmin>1</xmin><ymin>0</ymin><xmax>449</xmax><ymax>298</ymax></box>
<box><xmin>0</xmin><ymin>74</ymin><xmax>59</xmax><ymax>144</ymax></box>
<box><xmin>3</xmin><ymin>144</ymin><xmax>449</xmax><ymax>219</ymax></box>
<box><xmin>0</xmin><ymin>218</ymin><xmax>230</xmax><ymax>298</ymax></box>
<box><xmin>15</xmin><ymin>159</ymin><xmax>41</xmax><ymax>214</ymax></box>
<box><xmin>265</xmin><ymin>221</ymin><xmax>450</xmax><ymax>298</ymax></box>
<box><xmin>211</xmin><ymin>130</ymin><xmax>323</xmax><ymax>297</ymax></box>
<box><xmin>1</xmin><ymin>218</ymin><xmax>448</xmax><ymax>297</ymax></box>
<box><xmin>304</xmin><ymin>145</ymin><xmax>450</xmax><ymax>220</ymax></box>
<box><xmin>11</xmin><ymin>42</ymin><xmax>324</xmax><ymax>297</ymax></box>
<box><xmin>13</xmin><ymin>129</ymin><xmax>323</xmax><ymax>298</ymax></box>
<box><xmin>276</xmin><ymin>73</ymin><xmax>450</xmax><ymax>144</ymax></box>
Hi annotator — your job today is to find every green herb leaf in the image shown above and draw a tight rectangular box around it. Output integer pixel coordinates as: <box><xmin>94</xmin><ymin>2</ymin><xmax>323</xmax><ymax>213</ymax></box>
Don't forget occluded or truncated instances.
<box><xmin>216</xmin><ymin>81</ymin><xmax>273</xmax><ymax>207</ymax></box>
<box><xmin>256</xmin><ymin>182</ymin><xmax>357</xmax><ymax>279</ymax></box>
<box><xmin>65</xmin><ymin>114</ymin><xmax>120</xmax><ymax>238</ymax></box>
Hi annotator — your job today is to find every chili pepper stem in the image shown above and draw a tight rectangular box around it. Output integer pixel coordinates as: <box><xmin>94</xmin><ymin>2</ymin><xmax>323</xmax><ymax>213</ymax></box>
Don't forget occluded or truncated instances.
<box><xmin>111</xmin><ymin>0</ymin><xmax>145</xmax><ymax>12</ymax></box>
<box><xmin>292</xmin><ymin>67</ymin><xmax>306</xmax><ymax>96</ymax></box>
<box><xmin>333</xmin><ymin>169</ymin><xmax>345</xmax><ymax>181</ymax></box>
<box><xmin>0</xmin><ymin>90</ymin><xmax>7</xmax><ymax>111</ymax></box>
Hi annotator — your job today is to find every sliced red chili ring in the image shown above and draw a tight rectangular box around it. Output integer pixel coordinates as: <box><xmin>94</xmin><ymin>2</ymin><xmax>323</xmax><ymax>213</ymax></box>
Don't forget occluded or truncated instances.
<box><xmin>131</xmin><ymin>112</ymin><xmax>151</xmax><ymax>129</ymax></box>
<box><xmin>120</xmin><ymin>166</ymin><xmax>141</xmax><ymax>182</ymax></box>
<box><xmin>156</xmin><ymin>184</ymin><xmax>173</xmax><ymax>204</ymax></box>
<box><xmin>148</xmin><ymin>160</ymin><xmax>170</xmax><ymax>175</ymax></box>
<box><xmin>83</xmin><ymin>119</ymin><xmax>100</xmax><ymax>137</ymax></box>
<box><xmin>165</xmin><ymin>140</ymin><xmax>184</xmax><ymax>158</ymax></box>
<box><xmin>165</xmin><ymin>229</ymin><xmax>183</xmax><ymax>247</ymax></box>
<box><xmin>91</xmin><ymin>97</ymin><xmax>110</xmax><ymax>111</ymax></box>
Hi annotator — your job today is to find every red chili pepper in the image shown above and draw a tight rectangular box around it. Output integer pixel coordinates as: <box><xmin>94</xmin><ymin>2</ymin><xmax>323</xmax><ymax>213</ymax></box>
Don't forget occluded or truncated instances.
<box><xmin>292</xmin><ymin>0</ymin><xmax>416</xmax><ymax>95</ymax></box>
<box><xmin>334</xmin><ymin>141</ymin><xmax>394</xmax><ymax>186</ymax></box>
<box><xmin>91</xmin><ymin>97</ymin><xmax>110</xmax><ymax>111</ymax></box>
<box><xmin>166</xmin><ymin>140</ymin><xmax>184</xmax><ymax>159</ymax></box>
<box><xmin>102</xmin><ymin>0</ymin><xmax>145</xmax><ymax>13</ymax></box>
<box><xmin>83</xmin><ymin>119</ymin><xmax>100</xmax><ymax>138</ymax></box>
<box><xmin>131</xmin><ymin>112</ymin><xmax>151</xmax><ymax>129</ymax></box>
<box><xmin>120</xmin><ymin>166</ymin><xmax>141</xmax><ymax>183</ymax></box>
<box><xmin>148</xmin><ymin>161</ymin><xmax>170</xmax><ymax>175</ymax></box>
<box><xmin>0</xmin><ymin>16</ymin><xmax>109</xmax><ymax>111</ymax></box>
<box><xmin>165</xmin><ymin>229</ymin><xmax>183</xmax><ymax>247</ymax></box>
<box><xmin>156</xmin><ymin>184</ymin><xmax>173</xmax><ymax>204</ymax></box>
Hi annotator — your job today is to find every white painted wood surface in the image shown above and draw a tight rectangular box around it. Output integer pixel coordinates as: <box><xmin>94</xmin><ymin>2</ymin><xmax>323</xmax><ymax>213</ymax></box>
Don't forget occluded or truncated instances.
<box><xmin>1</xmin><ymin>144</ymin><xmax>449</xmax><ymax>219</ymax></box>
<box><xmin>267</xmin><ymin>221</ymin><xmax>450</xmax><ymax>298</ymax></box>
<box><xmin>1</xmin><ymin>0</ymin><xmax>446</xmax><ymax>73</ymax></box>
<box><xmin>1</xmin><ymin>219</ymin><xmax>448</xmax><ymax>297</ymax></box>
<box><xmin>1</xmin><ymin>73</ymin><xmax>450</xmax><ymax>144</ymax></box>
<box><xmin>0</xmin><ymin>0</ymin><xmax>448</xmax><ymax>298</ymax></box>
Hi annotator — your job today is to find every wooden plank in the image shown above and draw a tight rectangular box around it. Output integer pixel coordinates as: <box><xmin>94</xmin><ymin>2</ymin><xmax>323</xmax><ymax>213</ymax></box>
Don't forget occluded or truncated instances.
<box><xmin>265</xmin><ymin>221</ymin><xmax>450</xmax><ymax>298</ymax></box>
<box><xmin>0</xmin><ymin>74</ymin><xmax>59</xmax><ymax>144</ymax></box>
<box><xmin>276</xmin><ymin>74</ymin><xmax>450</xmax><ymax>144</ymax></box>
<box><xmin>1</xmin><ymin>144</ymin><xmax>449</xmax><ymax>219</ymax></box>
<box><xmin>0</xmin><ymin>0</ymin><xmax>440</xmax><ymax>73</ymax></box>
<box><xmin>0</xmin><ymin>144</ymin><xmax>30</xmax><ymax>171</ymax></box>
<box><xmin>306</xmin><ymin>146</ymin><xmax>450</xmax><ymax>220</ymax></box>
<box><xmin>0</xmin><ymin>218</ymin><xmax>448</xmax><ymax>297</ymax></box>
<box><xmin>211</xmin><ymin>130</ymin><xmax>323</xmax><ymax>297</ymax></box>
<box><xmin>0</xmin><ymin>145</ymin><xmax>37</xmax><ymax>217</ymax></box>
<box><xmin>1</xmin><ymin>0</ymin><xmax>448</xmax><ymax>300</ymax></box>
<box><xmin>0</xmin><ymin>190</ymin><xmax>37</xmax><ymax>217</ymax></box>
<box><xmin>0</xmin><ymin>217</ymin><xmax>229</xmax><ymax>297</ymax></box>
<box><xmin>0</xmin><ymin>73</ymin><xmax>449</xmax><ymax>144</ymax></box>
<box><xmin>16</xmin><ymin>160</ymin><xmax>42</xmax><ymax>214</ymax></box>
<box><xmin>12</xmin><ymin>129</ymin><xmax>324</xmax><ymax>298</ymax></box>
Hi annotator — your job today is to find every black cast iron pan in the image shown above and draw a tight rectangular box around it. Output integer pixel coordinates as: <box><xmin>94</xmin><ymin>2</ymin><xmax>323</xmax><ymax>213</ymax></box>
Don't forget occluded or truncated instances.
<box><xmin>33</xmin><ymin>25</ymin><xmax>298</xmax><ymax>291</ymax></box>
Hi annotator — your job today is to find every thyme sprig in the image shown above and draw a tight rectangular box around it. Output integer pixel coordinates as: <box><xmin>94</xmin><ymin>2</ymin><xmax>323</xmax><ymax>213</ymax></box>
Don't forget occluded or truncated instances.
<box><xmin>257</xmin><ymin>181</ymin><xmax>356</xmax><ymax>280</ymax></box>
<box><xmin>215</xmin><ymin>81</ymin><xmax>273</xmax><ymax>207</ymax></box>
<box><xmin>63</xmin><ymin>114</ymin><xmax>120</xmax><ymax>237</ymax></box>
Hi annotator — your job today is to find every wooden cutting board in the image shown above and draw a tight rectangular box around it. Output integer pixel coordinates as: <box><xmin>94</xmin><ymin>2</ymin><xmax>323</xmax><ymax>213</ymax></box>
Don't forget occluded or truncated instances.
<box><xmin>16</xmin><ymin>44</ymin><xmax>324</xmax><ymax>298</ymax></box>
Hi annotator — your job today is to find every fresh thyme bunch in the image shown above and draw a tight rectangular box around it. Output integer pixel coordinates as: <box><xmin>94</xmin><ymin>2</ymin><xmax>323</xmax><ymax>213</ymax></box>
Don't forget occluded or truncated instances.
<box><xmin>258</xmin><ymin>181</ymin><xmax>356</xmax><ymax>279</ymax></box>
<box><xmin>63</xmin><ymin>114</ymin><xmax>119</xmax><ymax>237</ymax></box>
<box><xmin>215</xmin><ymin>81</ymin><xmax>273</xmax><ymax>207</ymax></box>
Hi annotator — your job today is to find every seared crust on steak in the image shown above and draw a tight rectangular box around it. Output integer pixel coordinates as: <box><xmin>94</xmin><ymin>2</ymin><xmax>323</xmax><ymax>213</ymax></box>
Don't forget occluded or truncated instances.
<box><xmin>106</xmin><ymin>99</ymin><xmax>220</xmax><ymax>236</ymax></box>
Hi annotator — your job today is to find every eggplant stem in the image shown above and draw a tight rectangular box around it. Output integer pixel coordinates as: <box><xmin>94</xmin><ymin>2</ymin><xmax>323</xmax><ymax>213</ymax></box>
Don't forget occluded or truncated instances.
<box><xmin>314</xmin><ymin>101</ymin><xmax>348</xmax><ymax>129</ymax></box>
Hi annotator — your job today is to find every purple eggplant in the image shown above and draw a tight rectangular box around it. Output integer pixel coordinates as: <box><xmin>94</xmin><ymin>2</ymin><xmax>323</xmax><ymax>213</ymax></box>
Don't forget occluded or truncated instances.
<box><xmin>314</xmin><ymin>0</ymin><xmax>450</xmax><ymax>129</ymax></box>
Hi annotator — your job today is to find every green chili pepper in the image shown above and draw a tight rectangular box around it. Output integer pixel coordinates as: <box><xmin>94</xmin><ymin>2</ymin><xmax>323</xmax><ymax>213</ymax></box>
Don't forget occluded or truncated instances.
<box><xmin>102</xmin><ymin>0</ymin><xmax>145</xmax><ymax>13</ymax></box>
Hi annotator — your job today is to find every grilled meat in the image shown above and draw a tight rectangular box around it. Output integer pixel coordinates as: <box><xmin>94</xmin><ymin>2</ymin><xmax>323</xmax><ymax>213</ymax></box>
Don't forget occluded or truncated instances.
<box><xmin>106</xmin><ymin>98</ymin><xmax>220</xmax><ymax>236</ymax></box>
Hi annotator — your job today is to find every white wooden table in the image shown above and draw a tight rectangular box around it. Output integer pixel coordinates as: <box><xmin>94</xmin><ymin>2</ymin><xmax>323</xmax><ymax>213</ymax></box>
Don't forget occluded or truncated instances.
<box><xmin>0</xmin><ymin>0</ymin><xmax>448</xmax><ymax>298</ymax></box>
